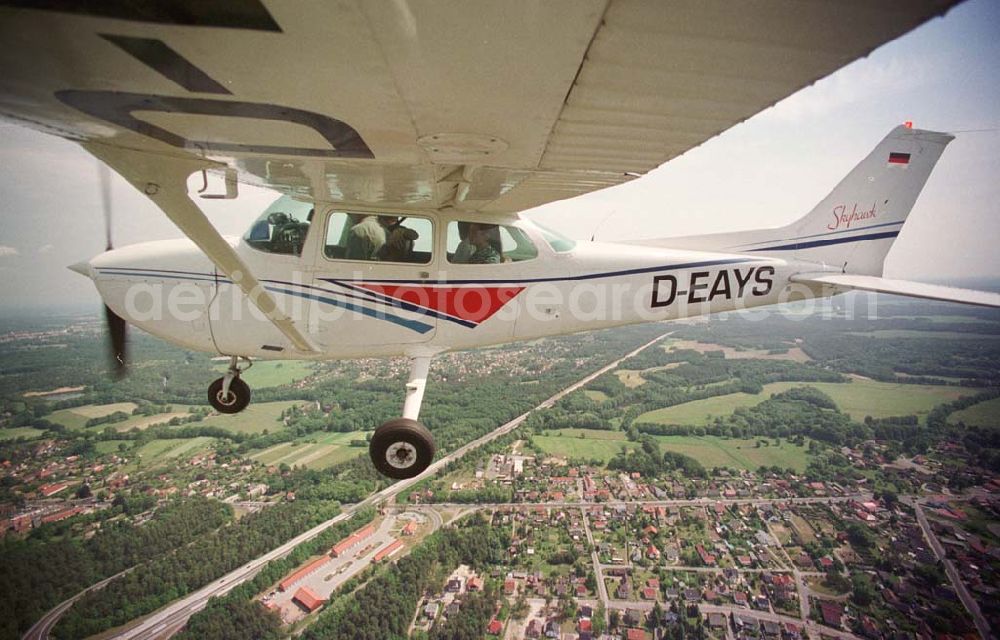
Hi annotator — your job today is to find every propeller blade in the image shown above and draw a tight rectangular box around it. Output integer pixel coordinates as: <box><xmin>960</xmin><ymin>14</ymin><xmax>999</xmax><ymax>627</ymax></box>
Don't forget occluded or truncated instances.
<box><xmin>98</xmin><ymin>163</ymin><xmax>112</xmax><ymax>251</ymax></box>
<box><xmin>105</xmin><ymin>304</ymin><xmax>128</xmax><ymax>379</ymax></box>
<box><xmin>98</xmin><ymin>163</ymin><xmax>127</xmax><ymax>378</ymax></box>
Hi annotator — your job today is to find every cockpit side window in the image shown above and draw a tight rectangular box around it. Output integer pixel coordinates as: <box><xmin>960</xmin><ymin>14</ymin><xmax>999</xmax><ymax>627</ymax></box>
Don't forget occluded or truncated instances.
<box><xmin>324</xmin><ymin>212</ymin><xmax>434</xmax><ymax>264</ymax></box>
<box><xmin>243</xmin><ymin>195</ymin><xmax>314</xmax><ymax>256</ymax></box>
<box><xmin>446</xmin><ymin>221</ymin><xmax>538</xmax><ymax>264</ymax></box>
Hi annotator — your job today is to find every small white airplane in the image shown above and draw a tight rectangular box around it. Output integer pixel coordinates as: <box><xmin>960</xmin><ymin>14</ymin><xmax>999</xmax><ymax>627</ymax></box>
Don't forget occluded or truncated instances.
<box><xmin>1</xmin><ymin>1</ymin><xmax>995</xmax><ymax>479</ymax></box>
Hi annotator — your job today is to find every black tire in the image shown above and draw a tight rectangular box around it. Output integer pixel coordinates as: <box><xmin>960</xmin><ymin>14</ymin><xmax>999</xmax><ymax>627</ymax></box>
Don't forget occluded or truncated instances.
<box><xmin>208</xmin><ymin>377</ymin><xmax>252</xmax><ymax>414</ymax></box>
<box><xmin>369</xmin><ymin>418</ymin><xmax>435</xmax><ymax>480</ymax></box>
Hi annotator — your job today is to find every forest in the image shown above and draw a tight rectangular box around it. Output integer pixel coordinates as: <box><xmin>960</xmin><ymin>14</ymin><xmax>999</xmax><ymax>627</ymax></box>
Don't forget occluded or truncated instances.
<box><xmin>0</xmin><ymin>496</ymin><xmax>230</xmax><ymax>639</ymax></box>
<box><xmin>51</xmin><ymin>499</ymin><xmax>341</xmax><ymax>638</ymax></box>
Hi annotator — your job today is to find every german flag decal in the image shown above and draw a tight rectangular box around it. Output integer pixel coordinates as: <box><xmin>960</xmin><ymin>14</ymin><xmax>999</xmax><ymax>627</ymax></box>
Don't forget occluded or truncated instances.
<box><xmin>888</xmin><ymin>152</ymin><xmax>911</xmax><ymax>165</ymax></box>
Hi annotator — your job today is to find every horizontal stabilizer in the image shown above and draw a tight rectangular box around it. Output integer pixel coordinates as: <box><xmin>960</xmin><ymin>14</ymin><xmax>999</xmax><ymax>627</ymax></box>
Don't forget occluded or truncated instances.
<box><xmin>790</xmin><ymin>273</ymin><xmax>1000</xmax><ymax>308</ymax></box>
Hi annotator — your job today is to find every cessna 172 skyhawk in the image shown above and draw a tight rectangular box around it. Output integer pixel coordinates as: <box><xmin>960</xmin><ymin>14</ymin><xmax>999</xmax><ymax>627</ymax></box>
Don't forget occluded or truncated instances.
<box><xmin>1</xmin><ymin>1</ymin><xmax>997</xmax><ymax>479</ymax></box>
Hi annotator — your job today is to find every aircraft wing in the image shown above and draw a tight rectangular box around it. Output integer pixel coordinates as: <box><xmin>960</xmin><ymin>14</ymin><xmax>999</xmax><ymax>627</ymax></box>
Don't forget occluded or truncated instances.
<box><xmin>790</xmin><ymin>273</ymin><xmax>1000</xmax><ymax>308</ymax></box>
<box><xmin>0</xmin><ymin>0</ymin><xmax>960</xmax><ymax>213</ymax></box>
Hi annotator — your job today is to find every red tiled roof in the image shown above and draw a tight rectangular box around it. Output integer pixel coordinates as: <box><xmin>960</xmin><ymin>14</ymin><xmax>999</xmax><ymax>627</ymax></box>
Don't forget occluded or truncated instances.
<box><xmin>292</xmin><ymin>586</ymin><xmax>325</xmax><ymax>612</ymax></box>
<box><xmin>373</xmin><ymin>538</ymin><xmax>404</xmax><ymax>562</ymax></box>
<box><xmin>280</xmin><ymin>556</ymin><xmax>330</xmax><ymax>591</ymax></box>
<box><xmin>331</xmin><ymin>522</ymin><xmax>377</xmax><ymax>556</ymax></box>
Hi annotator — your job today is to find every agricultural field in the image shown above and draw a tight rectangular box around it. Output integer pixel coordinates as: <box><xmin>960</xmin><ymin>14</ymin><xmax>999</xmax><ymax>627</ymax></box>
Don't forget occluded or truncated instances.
<box><xmin>249</xmin><ymin>430</ymin><xmax>367</xmax><ymax>470</ymax></box>
<box><xmin>110</xmin><ymin>411</ymin><xmax>193</xmax><ymax>432</ymax></box>
<box><xmin>667</xmin><ymin>340</ymin><xmax>812</xmax><ymax>362</ymax></box>
<box><xmin>636</xmin><ymin>378</ymin><xmax>975</xmax><ymax>425</ymax></box>
<box><xmin>94</xmin><ymin>440</ymin><xmax>129</xmax><ymax>454</ymax></box>
<box><xmin>653</xmin><ymin>435</ymin><xmax>812</xmax><ymax>472</ymax></box>
<box><xmin>583</xmin><ymin>390</ymin><xmax>609</xmax><ymax>403</ymax></box>
<box><xmin>199</xmin><ymin>400</ymin><xmax>306</xmax><ymax>435</ymax></box>
<box><xmin>615</xmin><ymin>370</ymin><xmax>647</xmax><ymax>387</ymax></box>
<box><xmin>211</xmin><ymin>360</ymin><xmax>313</xmax><ymax>388</ymax></box>
<box><xmin>133</xmin><ymin>436</ymin><xmax>215</xmax><ymax>466</ymax></box>
<box><xmin>636</xmin><ymin>382</ymin><xmax>802</xmax><ymax>426</ymax></box>
<box><xmin>48</xmin><ymin>402</ymin><xmax>139</xmax><ymax>430</ymax></box>
<box><xmin>948</xmin><ymin>397</ymin><xmax>1000</xmax><ymax>428</ymax></box>
<box><xmin>532</xmin><ymin>428</ymin><xmax>639</xmax><ymax>462</ymax></box>
<box><xmin>0</xmin><ymin>427</ymin><xmax>44</xmax><ymax>441</ymax></box>
<box><xmin>810</xmin><ymin>379</ymin><xmax>976</xmax><ymax>421</ymax></box>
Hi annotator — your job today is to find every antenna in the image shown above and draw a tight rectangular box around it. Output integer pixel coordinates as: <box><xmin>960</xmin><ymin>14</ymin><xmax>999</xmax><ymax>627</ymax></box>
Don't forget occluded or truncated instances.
<box><xmin>590</xmin><ymin>210</ymin><xmax>616</xmax><ymax>242</ymax></box>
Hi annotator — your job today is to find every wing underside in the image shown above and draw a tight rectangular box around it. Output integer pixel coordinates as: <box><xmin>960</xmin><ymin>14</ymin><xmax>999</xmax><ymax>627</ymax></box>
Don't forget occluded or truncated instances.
<box><xmin>0</xmin><ymin>0</ymin><xmax>959</xmax><ymax>213</ymax></box>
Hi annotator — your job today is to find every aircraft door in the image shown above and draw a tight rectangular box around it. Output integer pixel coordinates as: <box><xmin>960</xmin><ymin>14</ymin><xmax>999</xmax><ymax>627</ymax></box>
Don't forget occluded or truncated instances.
<box><xmin>308</xmin><ymin>211</ymin><xmax>437</xmax><ymax>353</ymax></box>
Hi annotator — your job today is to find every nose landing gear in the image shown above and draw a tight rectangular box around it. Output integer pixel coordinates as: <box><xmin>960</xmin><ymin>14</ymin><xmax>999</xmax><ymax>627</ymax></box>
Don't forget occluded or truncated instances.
<box><xmin>208</xmin><ymin>356</ymin><xmax>252</xmax><ymax>414</ymax></box>
<box><xmin>369</xmin><ymin>355</ymin><xmax>437</xmax><ymax>480</ymax></box>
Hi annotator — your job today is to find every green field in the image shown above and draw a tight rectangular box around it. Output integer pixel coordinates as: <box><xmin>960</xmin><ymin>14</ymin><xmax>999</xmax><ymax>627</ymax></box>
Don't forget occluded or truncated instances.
<box><xmin>584</xmin><ymin>390</ymin><xmax>609</xmax><ymax>403</ymax></box>
<box><xmin>533</xmin><ymin>429</ymin><xmax>639</xmax><ymax>462</ymax></box>
<box><xmin>48</xmin><ymin>402</ymin><xmax>139</xmax><ymax>429</ymax></box>
<box><xmin>636</xmin><ymin>382</ymin><xmax>801</xmax><ymax>426</ymax></box>
<box><xmin>654</xmin><ymin>435</ymin><xmax>812</xmax><ymax>472</ymax></box>
<box><xmin>110</xmin><ymin>411</ymin><xmax>193</xmax><ymax>432</ymax></box>
<box><xmin>134</xmin><ymin>437</ymin><xmax>215</xmax><ymax>465</ymax></box>
<box><xmin>0</xmin><ymin>427</ymin><xmax>45</xmax><ymax>441</ymax></box>
<box><xmin>250</xmin><ymin>430</ymin><xmax>367</xmax><ymax>469</ymax></box>
<box><xmin>948</xmin><ymin>397</ymin><xmax>1000</xmax><ymax>428</ymax></box>
<box><xmin>212</xmin><ymin>360</ymin><xmax>313</xmax><ymax>388</ymax></box>
<box><xmin>200</xmin><ymin>400</ymin><xmax>306</xmax><ymax>435</ymax></box>
<box><xmin>637</xmin><ymin>379</ymin><xmax>975</xmax><ymax>425</ymax></box>
<box><xmin>95</xmin><ymin>440</ymin><xmax>129</xmax><ymax>454</ymax></box>
<box><xmin>811</xmin><ymin>379</ymin><xmax>975</xmax><ymax>421</ymax></box>
<box><xmin>615</xmin><ymin>370</ymin><xmax>647</xmax><ymax>387</ymax></box>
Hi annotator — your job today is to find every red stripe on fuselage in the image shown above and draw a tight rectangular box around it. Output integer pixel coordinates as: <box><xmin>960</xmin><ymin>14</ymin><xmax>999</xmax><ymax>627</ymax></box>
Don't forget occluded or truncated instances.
<box><xmin>357</xmin><ymin>284</ymin><xmax>525</xmax><ymax>323</ymax></box>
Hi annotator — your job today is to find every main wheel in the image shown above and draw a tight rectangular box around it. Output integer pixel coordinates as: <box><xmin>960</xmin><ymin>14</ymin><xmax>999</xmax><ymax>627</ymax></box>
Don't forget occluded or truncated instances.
<box><xmin>369</xmin><ymin>418</ymin><xmax>435</xmax><ymax>480</ymax></box>
<box><xmin>208</xmin><ymin>377</ymin><xmax>252</xmax><ymax>414</ymax></box>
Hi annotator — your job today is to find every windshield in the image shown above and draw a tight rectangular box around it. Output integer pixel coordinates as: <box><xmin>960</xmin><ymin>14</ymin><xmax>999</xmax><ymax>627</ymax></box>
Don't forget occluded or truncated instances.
<box><xmin>243</xmin><ymin>195</ymin><xmax>315</xmax><ymax>256</ymax></box>
<box><xmin>531</xmin><ymin>221</ymin><xmax>577</xmax><ymax>253</ymax></box>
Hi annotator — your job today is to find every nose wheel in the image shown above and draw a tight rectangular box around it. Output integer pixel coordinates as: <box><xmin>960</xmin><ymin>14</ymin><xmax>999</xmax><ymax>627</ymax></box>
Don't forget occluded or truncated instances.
<box><xmin>369</xmin><ymin>418</ymin><xmax>435</xmax><ymax>479</ymax></box>
<box><xmin>208</xmin><ymin>356</ymin><xmax>252</xmax><ymax>414</ymax></box>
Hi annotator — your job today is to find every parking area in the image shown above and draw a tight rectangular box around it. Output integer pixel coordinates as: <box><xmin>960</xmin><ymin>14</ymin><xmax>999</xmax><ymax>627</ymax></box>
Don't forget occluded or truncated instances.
<box><xmin>263</xmin><ymin>515</ymin><xmax>398</xmax><ymax>624</ymax></box>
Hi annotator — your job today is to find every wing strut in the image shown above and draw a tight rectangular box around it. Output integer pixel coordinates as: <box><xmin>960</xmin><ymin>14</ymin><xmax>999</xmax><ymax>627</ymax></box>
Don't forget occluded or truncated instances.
<box><xmin>82</xmin><ymin>143</ymin><xmax>319</xmax><ymax>353</ymax></box>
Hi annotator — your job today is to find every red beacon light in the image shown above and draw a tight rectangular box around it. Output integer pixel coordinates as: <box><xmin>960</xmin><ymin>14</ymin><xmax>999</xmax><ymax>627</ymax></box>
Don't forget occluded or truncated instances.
<box><xmin>904</xmin><ymin>121</ymin><xmax>913</xmax><ymax>129</ymax></box>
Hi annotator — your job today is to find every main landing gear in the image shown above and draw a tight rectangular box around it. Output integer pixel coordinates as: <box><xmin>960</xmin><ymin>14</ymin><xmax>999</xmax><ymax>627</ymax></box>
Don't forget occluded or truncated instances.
<box><xmin>369</xmin><ymin>355</ymin><xmax>436</xmax><ymax>480</ymax></box>
<box><xmin>208</xmin><ymin>356</ymin><xmax>252</xmax><ymax>414</ymax></box>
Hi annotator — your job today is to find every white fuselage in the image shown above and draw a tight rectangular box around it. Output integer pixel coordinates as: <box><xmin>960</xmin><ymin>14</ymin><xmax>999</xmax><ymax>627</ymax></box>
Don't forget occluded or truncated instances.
<box><xmin>83</xmin><ymin>209</ymin><xmax>824</xmax><ymax>361</ymax></box>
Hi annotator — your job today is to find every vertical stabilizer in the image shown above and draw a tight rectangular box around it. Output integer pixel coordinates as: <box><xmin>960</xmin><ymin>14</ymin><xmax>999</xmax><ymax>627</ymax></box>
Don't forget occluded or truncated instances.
<box><xmin>737</xmin><ymin>125</ymin><xmax>954</xmax><ymax>274</ymax></box>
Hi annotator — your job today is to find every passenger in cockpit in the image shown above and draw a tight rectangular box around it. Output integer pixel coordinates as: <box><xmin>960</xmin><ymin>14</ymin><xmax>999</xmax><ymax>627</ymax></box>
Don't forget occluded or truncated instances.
<box><xmin>452</xmin><ymin>221</ymin><xmax>476</xmax><ymax>264</ymax></box>
<box><xmin>467</xmin><ymin>223</ymin><xmax>502</xmax><ymax>264</ymax></box>
<box><xmin>345</xmin><ymin>215</ymin><xmax>395</xmax><ymax>260</ymax></box>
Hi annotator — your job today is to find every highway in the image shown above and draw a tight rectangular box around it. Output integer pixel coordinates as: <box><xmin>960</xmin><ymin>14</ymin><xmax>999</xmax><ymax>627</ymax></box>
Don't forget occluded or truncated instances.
<box><xmin>22</xmin><ymin>569</ymin><xmax>132</xmax><ymax>640</ymax></box>
<box><xmin>78</xmin><ymin>330</ymin><xmax>676</xmax><ymax>639</ymax></box>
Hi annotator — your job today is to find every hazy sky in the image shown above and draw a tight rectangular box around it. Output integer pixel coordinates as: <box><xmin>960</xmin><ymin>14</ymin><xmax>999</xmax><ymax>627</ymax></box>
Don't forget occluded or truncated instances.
<box><xmin>1</xmin><ymin>0</ymin><xmax>998</xmax><ymax>313</ymax></box>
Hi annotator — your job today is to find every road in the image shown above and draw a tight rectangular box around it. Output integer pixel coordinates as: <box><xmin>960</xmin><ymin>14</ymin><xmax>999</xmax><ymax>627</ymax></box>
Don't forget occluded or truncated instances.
<box><xmin>401</xmin><ymin>495</ymin><xmax>870</xmax><ymax>509</ymax></box>
<box><xmin>80</xmin><ymin>330</ymin><xmax>676</xmax><ymax>639</ymax></box>
<box><xmin>22</xmin><ymin>569</ymin><xmax>132</xmax><ymax>640</ymax></box>
<box><xmin>911</xmin><ymin>499</ymin><xmax>993</xmax><ymax>640</ymax></box>
<box><xmin>581</xmin><ymin>503</ymin><xmax>609</xmax><ymax>612</ymax></box>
